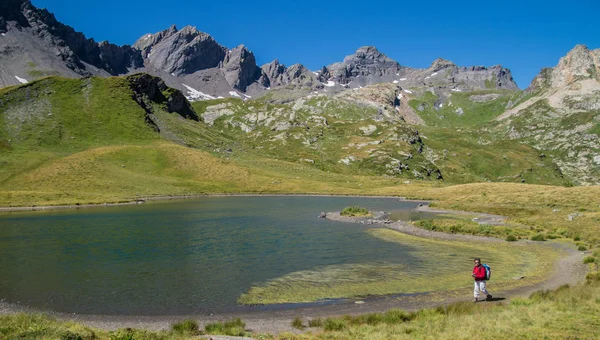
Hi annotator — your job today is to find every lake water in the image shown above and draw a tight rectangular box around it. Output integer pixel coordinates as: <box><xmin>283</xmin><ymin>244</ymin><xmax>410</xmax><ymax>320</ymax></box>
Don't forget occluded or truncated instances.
<box><xmin>0</xmin><ymin>196</ymin><xmax>439</xmax><ymax>315</ymax></box>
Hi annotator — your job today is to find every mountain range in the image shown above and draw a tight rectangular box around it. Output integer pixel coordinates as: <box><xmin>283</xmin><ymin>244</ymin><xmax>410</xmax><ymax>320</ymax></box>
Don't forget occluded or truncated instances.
<box><xmin>1</xmin><ymin>0</ymin><xmax>517</xmax><ymax>100</ymax></box>
<box><xmin>0</xmin><ymin>0</ymin><xmax>599</xmax><ymax>196</ymax></box>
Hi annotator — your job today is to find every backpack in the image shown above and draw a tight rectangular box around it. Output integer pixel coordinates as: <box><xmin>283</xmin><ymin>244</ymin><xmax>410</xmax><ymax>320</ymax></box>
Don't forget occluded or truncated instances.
<box><xmin>482</xmin><ymin>264</ymin><xmax>491</xmax><ymax>281</ymax></box>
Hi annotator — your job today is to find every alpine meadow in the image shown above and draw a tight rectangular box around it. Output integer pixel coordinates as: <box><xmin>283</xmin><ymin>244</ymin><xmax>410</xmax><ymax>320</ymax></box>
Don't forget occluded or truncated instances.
<box><xmin>1</xmin><ymin>0</ymin><xmax>599</xmax><ymax>339</ymax></box>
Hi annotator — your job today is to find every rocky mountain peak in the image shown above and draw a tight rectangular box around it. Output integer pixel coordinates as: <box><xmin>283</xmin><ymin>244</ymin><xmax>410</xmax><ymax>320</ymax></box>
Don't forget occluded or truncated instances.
<box><xmin>220</xmin><ymin>44</ymin><xmax>260</xmax><ymax>91</ymax></box>
<box><xmin>137</xmin><ymin>25</ymin><xmax>227</xmax><ymax>76</ymax></box>
<box><xmin>322</xmin><ymin>46</ymin><xmax>402</xmax><ymax>85</ymax></box>
<box><xmin>429</xmin><ymin>58</ymin><xmax>456</xmax><ymax>72</ymax></box>
<box><xmin>551</xmin><ymin>44</ymin><xmax>599</xmax><ymax>87</ymax></box>
<box><xmin>133</xmin><ymin>24</ymin><xmax>178</xmax><ymax>56</ymax></box>
<box><xmin>344</xmin><ymin>46</ymin><xmax>397</xmax><ymax>65</ymax></box>
<box><xmin>528</xmin><ymin>44</ymin><xmax>600</xmax><ymax>92</ymax></box>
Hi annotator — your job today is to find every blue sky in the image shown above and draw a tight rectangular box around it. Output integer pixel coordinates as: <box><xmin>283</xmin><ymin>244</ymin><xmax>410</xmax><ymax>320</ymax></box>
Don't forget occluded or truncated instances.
<box><xmin>32</xmin><ymin>0</ymin><xmax>600</xmax><ymax>88</ymax></box>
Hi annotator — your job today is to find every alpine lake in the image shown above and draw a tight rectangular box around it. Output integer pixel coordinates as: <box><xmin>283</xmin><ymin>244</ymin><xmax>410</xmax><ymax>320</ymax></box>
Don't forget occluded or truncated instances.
<box><xmin>0</xmin><ymin>196</ymin><xmax>555</xmax><ymax>315</ymax></box>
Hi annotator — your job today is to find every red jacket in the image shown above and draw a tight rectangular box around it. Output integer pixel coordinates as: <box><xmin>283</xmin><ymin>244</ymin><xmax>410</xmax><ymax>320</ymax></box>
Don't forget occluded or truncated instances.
<box><xmin>473</xmin><ymin>265</ymin><xmax>487</xmax><ymax>281</ymax></box>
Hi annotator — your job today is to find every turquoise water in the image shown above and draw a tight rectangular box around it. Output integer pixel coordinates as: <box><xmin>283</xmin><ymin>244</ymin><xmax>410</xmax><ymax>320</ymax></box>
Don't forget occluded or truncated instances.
<box><xmin>0</xmin><ymin>196</ymin><xmax>432</xmax><ymax>315</ymax></box>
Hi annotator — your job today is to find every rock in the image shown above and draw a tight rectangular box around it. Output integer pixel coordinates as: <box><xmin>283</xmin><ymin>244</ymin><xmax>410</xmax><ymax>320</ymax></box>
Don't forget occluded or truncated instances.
<box><xmin>355</xmin><ymin>300</ymin><xmax>365</xmax><ymax>304</ymax></box>
<box><xmin>321</xmin><ymin>46</ymin><xmax>403</xmax><ymax>86</ymax></box>
<box><xmin>137</xmin><ymin>25</ymin><xmax>227</xmax><ymax>75</ymax></box>
<box><xmin>260</xmin><ymin>60</ymin><xmax>321</xmax><ymax>90</ymax></box>
<box><xmin>220</xmin><ymin>44</ymin><xmax>261</xmax><ymax>91</ymax></box>
<box><xmin>318</xmin><ymin>212</ymin><xmax>326</xmax><ymax>218</ymax></box>
<box><xmin>513</xmin><ymin>276</ymin><xmax>525</xmax><ymax>280</ymax></box>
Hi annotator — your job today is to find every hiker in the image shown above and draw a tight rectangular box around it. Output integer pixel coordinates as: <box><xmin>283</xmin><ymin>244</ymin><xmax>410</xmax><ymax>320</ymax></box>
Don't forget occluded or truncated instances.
<box><xmin>472</xmin><ymin>258</ymin><xmax>492</xmax><ymax>302</ymax></box>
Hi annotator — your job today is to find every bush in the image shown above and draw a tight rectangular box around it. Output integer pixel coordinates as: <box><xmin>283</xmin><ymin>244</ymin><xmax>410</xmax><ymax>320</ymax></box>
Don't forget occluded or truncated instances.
<box><xmin>291</xmin><ymin>317</ymin><xmax>304</xmax><ymax>329</ymax></box>
<box><xmin>171</xmin><ymin>320</ymin><xmax>199</xmax><ymax>334</ymax></box>
<box><xmin>204</xmin><ymin>318</ymin><xmax>245</xmax><ymax>336</ymax></box>
<box><xmin>60</xmin><ymin>331</ymin><xmax>83</xmax><ymax>340</ymax></box>
<box><xmin>584</xmin><ymin>256</ymin><xmax>596</xmax><ymax>264</ymax></box>
<box><xmin>530</xmin><ymin>233</ymin><xmax>546</xmax><ymax>241</ymax></box>
<box><xmin>506</xmin><ymin>235</ymin><xmax>518</xmax><ymax>242</ymax></box>
<box><xmin>308</xmin><ymin>318</ymin><xmax>323</xmax><ymax>327</ymax></box>
<box><xmin>578</xmin><ymin>245</ymin><xmax>588</xmax><ymax>251</ymax></box>
<box><xmin>340</xmin><ymin>206</ymin><xmax>371</xmax><ymax>217</ymax></box>
<box><xmin>574</xmin><ymin>235</ymin><xmax>581</xmax><ymax>241</ymax></box>
<box><xmin>382</xmin><ymin>309</ymin><xmax>413</xmax><ymax>324</ymax></box>
<box><xmin>323</xmin><ymin>318</ymin><xmax>346</xmax><ymax>331</ymax></box>
<box><xmin>585</xmin><ymin>272</ymin><xmax>600</xmax><ymax>284</ymax></box>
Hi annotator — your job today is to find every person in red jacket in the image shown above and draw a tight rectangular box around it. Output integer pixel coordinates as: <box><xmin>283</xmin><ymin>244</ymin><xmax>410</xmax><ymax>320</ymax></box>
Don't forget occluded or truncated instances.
<box><xmin>472</xmin><ymin>258</ymin><xmax>492</xmax><ymax>302</ymax></box>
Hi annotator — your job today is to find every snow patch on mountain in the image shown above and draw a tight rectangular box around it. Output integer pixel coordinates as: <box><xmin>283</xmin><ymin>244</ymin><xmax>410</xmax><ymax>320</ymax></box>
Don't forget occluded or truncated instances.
<box><xmin>15</xmin><ymin>76</ymin><xmax>28</xmax><ymax>84</ymax></box>
<box><xmin>182</xmin><ymin>84</ymin><xmax>216</xmax><ymax>101</ymax></box>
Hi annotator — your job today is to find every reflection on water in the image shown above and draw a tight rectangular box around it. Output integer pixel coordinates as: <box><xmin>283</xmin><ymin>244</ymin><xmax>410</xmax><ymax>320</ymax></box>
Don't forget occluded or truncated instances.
<box><xmin>0</xmin><ymin>196</ymin><xmax>436</xmax><ymax>315</ymax></box>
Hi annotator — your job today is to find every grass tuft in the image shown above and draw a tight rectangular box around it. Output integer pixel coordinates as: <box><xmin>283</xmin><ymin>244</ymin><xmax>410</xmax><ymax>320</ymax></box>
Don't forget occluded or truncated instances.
<box><xmin>340</xmin><ymin>205</ymin><xmax>371</xmax><ymax>217</ymax></box>
<box><xmin>307</xmin><ymin>318</ymin><xmax>323</xmax><ymax>327</ymax></box>
<box><xmin>204</xmin><ymin>318</ymin><xmax>246</xmax><ymax>336</ymax></box>
<box><xmin>530</xmin><ymin>233</ymin><xmax>546</xmax><ymax>241</ymax></box>
<box><xmin>291</xmin><ymin>317</ymin><xmax>304</xmax><ymax>330</ymax></box>
<box><xmin>171</xmin><ymin>319</ymin><xmax>200</xmax><ymax>335</ymax></box>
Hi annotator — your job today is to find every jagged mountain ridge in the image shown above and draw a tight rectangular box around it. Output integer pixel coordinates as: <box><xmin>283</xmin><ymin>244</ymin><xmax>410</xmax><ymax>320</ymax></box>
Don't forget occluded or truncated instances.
<box><xmin>0</xmin><ymin>0</ymin><xmax>518</xmax><ymax>101</ymax></box>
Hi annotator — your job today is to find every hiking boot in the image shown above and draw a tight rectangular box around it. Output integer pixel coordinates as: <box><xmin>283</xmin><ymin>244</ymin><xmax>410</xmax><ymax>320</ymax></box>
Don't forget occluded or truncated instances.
<box><xmin>486</xmin><ymin>294</ymin><xmax>493</xmax><ymax>300</ymax></box>
<box><xmin>473</xmin><ymin>297</ymin><xmax>479</xmax><ymax>302</ymax></box>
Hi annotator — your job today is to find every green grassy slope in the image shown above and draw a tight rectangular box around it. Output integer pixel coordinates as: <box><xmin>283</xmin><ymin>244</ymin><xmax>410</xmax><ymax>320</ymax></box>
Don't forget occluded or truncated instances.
<box><xmin>0</xmin><ymin>75</ymin><xmax>576</xmax><ymax>207</ymax></box>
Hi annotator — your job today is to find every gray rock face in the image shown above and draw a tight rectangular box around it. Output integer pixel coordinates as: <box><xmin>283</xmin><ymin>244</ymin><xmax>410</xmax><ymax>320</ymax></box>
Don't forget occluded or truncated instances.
<box><xmin>0</xmin><ymin>0</ymin><xmax>143</xmax><ymax>87</ymax></box>
<box><xmin>137</xmin><ymin>25</ymin><xmax>227</xmax><ymax>76</ymax></box>
<box><xmin>220</xmin><ymin>45</ymin><xmax>261</xmax><ymax>91</ymax></box>
<box><xmin>260</xmin><ymin>60</ymin><xmax>321</xmax><ymax>89</ymax></box>
<box><xmin>316</xmin><ymin>46</ymin><xmax>518</xmax><ymax>91</ymax></box>
<box><xmin>529</xmin><ymin>45</ymin><xmax>600</xmax><ymax>92</ymax></box>
<box><xmin>321</xmin><ymin>46</ymin><xmax>404</xmax><ymax>85</ymax></box>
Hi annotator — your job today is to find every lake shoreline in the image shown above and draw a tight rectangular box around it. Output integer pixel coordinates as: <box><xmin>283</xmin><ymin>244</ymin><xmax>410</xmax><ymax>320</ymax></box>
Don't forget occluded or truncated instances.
<box><xmin>0</xmin><ymin>205</ymin><xmax>588</xmax><ymax>335</ymax></box>
<box><xmin>0</xmin><ymin>193</ymin><xmax>428</xmax><ymax>212</ymax></box>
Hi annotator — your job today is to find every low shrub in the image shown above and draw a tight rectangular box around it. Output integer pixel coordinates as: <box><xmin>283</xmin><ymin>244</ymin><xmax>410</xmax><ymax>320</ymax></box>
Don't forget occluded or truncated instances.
<box><xmin>530</xmin><ymin>233</ymin><xmax>546</xmax><ymax>241</ymax></box>
<box><xmin>506</xmin><ymin>235</ymin><xmax>518</xmax><ymax>242</ymax></box>
<box><xmin>323</xmin><ymin>318</ymin><xmax>346</xmax><ymax>331</ymax></box>
<box><xmin>171</xmin><ymin>319</ymin><xmax>199</xmax><ymax>335</ymax></box>
<box><xmin>308</xmin><ymin>318</ymin><xmax>323</xmax><ymax>327</ymax></box>
<box><xmin>340</xmin><ymin>206</ymin><xmax>371</xmax><ymax>217</ymax></box>
<box><xmin>291</xmin><ymin>317</ymin><xmax>304</xmax><ymax>329</ymax></box>
<box><xmin>578</xmin><ymin>245</ymin><xmax>588</xmax><ymax>251</ymax></box>
<box><xmin>584</xmin><ymin>256</ymin><xmax>596</xmax><ymax>264</ymax></box>
<box><xmin>204</xmin><ymin>318</ymin><xmax>245</xmax><ymax>336</ymax></box>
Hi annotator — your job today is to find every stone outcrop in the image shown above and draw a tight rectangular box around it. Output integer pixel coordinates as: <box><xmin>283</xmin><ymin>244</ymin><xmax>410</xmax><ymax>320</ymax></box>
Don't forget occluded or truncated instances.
<box><xmin>220</xmin><ymin>45</ymin><xmax>261</xmax><ymax>91</ymax></box>
<box><xmin>135</xmin><ymin>25</ymin><xmax>227</xmax><ymax>76</ymax></box>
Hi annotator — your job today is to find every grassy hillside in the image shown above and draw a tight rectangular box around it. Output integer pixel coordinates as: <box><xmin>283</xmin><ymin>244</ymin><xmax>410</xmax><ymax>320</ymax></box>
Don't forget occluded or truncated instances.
<box><xmin>0</xmin><ymin>76</ymin><xmax>571</xmax><ymax>208</ymax></box>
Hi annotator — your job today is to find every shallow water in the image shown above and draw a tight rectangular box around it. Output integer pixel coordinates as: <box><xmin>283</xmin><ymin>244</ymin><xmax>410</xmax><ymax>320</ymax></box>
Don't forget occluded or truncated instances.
<box><xmin>0</xmin><ymin>196</ymin><xmax>446</xmax><ymax>315</ymax></box>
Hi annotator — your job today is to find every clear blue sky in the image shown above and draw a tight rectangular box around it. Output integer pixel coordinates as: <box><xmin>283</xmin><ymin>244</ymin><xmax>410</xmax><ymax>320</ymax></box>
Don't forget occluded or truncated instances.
<box><xmin>32</xmin><ymin>0</ymin><xmax>600</xmax><ymax>88</ymax></box>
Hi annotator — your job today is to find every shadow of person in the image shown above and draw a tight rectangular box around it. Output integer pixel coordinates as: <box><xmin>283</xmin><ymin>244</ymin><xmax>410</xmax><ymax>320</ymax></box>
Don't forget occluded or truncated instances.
<box><xmin>486</xmin><ymin>297</ymin><xmax>506</xmax><ymax>302</ymax></box>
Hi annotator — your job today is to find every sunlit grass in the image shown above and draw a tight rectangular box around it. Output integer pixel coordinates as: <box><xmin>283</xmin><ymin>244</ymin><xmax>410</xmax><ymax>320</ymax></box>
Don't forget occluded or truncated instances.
<box><xmin>238</xmin><ymin>228</ymin><xmax>559</xmax><ymax>304</ymax></box>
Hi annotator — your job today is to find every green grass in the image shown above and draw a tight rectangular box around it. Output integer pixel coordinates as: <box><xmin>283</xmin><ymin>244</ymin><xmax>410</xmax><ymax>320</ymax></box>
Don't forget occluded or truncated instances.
<box><xmin>238</xmin><ymin>228</ymin><xmax>559</xmax><ymax>305</ymax></box>
<box><xmin>408</xmin><ymin>89</ymin><xmax>513</xmax><ymax>127</ymax></box>
<box><xmin>340</xmin><ymin>205</ymin><xmax>371</xmax><ymax>217</ymax></box>
<box><xmin>204</xmin><ymin>318</ymin><xmax>246</xmax><ymax>336</ymax></box>
<box><xmin>171</xmin><ymin>320</ymin><xmax>200</xmax><ymax>335</ymax></box>
<box><xmin>291</xmin><ymin>317</ymin><xmax>305</xmax><ymax>330</ymax></box>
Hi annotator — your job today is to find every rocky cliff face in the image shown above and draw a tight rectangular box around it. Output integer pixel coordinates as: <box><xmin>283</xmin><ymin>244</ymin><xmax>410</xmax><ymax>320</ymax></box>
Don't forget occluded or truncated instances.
<box><xmin>316</xmin><ymin>46</ymin><xmax>518</xmax><ymax>92</ymax></box>
<box><xmin>529</xmin><ymin>45</ymin><xmax>600</xmax><ymax>92</ymax></box>
<box><xmin>0</xmin><ymin>0</ymin><xmax>143</xmax><ymax>87</ymax></box>
<box><xmin>134</xmin><ymin>25</ymin><xmax>226</xmax><ymax>76</ymax></box>
<box><xmin>220</xmin><ymin>45</ymin><xmax>261</xmax><ymax>91</ymax></box>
